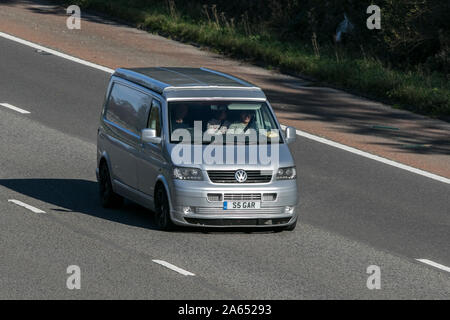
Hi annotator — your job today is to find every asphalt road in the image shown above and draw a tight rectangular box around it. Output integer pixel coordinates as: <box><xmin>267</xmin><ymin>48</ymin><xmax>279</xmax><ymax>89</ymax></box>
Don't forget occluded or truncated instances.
<box><xmin>0</xmin><ymin>36</ymin><xmax>449</xmax><ymax>299</ymax></box>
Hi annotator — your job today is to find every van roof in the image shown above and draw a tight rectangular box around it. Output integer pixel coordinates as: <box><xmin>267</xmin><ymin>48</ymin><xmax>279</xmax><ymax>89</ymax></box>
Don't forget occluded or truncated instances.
<box><xmin>113</xmin><ymin>67</ymin><xmax>266</xmax><ymax>101</ymax></box>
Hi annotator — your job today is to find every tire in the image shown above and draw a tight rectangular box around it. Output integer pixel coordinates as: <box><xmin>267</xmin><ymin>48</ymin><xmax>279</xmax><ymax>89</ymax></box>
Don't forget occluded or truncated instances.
<box><xmin>154</xmin><ymin>186</ymin><xmax>175</xmax><ymax>231</ymax></box>
<box><xmin>98</xmin><ymin>162</ymin><xmax>123</xmax><ymax>208</ymax></box>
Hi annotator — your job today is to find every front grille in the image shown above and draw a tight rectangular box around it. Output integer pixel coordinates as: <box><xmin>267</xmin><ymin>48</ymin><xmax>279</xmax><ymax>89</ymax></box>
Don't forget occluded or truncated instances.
<box><xmin>207</xmin><ymin>170</ymin><xmax>272</xmax><ymax>183</ymax></box>
<box><xmin>185</xmin><ymin>218</ymin><xmax>291</xmax><ymax>226</ymax></box>
<box><xmin>223</xmin><ymin>193</ymin><xmax>261</xmax><ymax>201</ymax></box>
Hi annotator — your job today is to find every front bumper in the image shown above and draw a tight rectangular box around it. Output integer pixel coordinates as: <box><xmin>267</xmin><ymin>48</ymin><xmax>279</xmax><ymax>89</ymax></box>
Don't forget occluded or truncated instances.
<box><xmin>169</xmin><ymin>179</ymin><xmax>298</xmax><ymax>228</ymax></box>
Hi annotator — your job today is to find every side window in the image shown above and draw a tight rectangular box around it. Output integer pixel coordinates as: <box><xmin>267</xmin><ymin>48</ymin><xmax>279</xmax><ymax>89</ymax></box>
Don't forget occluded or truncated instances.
<box><xmin>105</xmin><ymin>82</ymin><xmax>151</xmax><ymax>134</ymax></box>
<box><xmin>147</xmin><ymin>99</ymin><xmax>162</xmax><ymax>137</ymax></box>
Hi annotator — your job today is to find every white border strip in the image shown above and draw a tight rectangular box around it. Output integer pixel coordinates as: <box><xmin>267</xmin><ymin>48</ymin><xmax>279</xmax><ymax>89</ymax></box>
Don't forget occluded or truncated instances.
<box><xmin>1</xmin><ymin>31</ymin><xmax>448</xmax><ymax>185</ymax></box>
<box><xmin>8</xmin><ymin>199</ymin><xmax>46</xmax><ymax>213</ymax></box>
<box><xmin>0</xmin><ymin>103</ymin><xmax>30</xmax><ymax>114</ymax></box>
<box><xmin>281</xmin><ymin>125</ymin><xmax>450</xmax><ymax>184</ymax></box>
<box><xmin>0</xmin><ymin>31</ymin><xmax>114</xmax><ymax>74</ymax></box>
<box><xmin>152</xmin><ymin>260</ymin><xmax>195</xmax><ymax>276</ymax></box>
<box><xmin>416</xmin><ymin>259</ymin><xmax>450</xmax><ymax>273</ymax></box>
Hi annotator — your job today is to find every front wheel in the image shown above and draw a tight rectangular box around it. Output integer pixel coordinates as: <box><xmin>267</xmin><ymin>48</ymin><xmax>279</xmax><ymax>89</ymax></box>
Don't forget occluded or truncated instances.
<box><xmin>98</xmin><ymin>162</ymin><xmax>123</xmax><ymax>208</ymax></box>
<box><xmin>154</xmin><ymin>186</ymin><xmax>175</xmax><ymax>231</ymax></box>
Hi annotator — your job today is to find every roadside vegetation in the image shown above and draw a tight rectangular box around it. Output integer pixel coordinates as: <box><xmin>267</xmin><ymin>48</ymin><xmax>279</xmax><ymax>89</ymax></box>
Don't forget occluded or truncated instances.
<box><xmin>58</xmin><ymin>0</ymin><xmax>449</xmax><ymax>119</ymax></box>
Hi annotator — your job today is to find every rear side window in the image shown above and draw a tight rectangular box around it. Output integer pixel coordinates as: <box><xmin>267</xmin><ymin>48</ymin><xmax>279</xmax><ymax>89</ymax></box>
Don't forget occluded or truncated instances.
<box><xmin>105</xmin><ymin>83</ymin><xmax>152</xmax><ymax>134</ymax></box>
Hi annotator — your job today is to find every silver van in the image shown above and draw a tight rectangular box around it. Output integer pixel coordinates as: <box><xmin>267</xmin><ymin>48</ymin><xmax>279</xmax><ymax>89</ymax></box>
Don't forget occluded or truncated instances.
<box><xmin>97</xmin><ymin>67</ymin><xmax>298</xmax><ymax>231</ymax></box>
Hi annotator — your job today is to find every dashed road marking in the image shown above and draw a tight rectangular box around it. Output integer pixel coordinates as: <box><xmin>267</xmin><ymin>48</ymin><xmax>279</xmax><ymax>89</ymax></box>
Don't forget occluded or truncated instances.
<box><xmin>152</xmin><ymin>260</ymin><xmax>195</xmax><ymax>276</ymax></box>
<box><xmin>8</xmin><ymin>199</ymin><xmax>46</xmax><ymax>213</ymax></box>
<box><xmin>416</xmin><ymin>259</ymin><xmax>450</xmax><ymax>273</ymax></box>
<box><xmin>0</xmin><ymin>103</ymin><xmax>30</xmax><ymax>114</ymax></box>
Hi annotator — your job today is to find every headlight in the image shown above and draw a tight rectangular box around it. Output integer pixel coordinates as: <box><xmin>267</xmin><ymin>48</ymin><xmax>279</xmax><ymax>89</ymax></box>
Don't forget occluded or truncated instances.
<box><xmin>173</xmin><ymin>167</ymin><xmax>203</xmax><ymax>180</ymax></box>
<box><xmin>276</xmin><ymin>167</ymin><xmax>296</xmax><ymax>180</ymax></box>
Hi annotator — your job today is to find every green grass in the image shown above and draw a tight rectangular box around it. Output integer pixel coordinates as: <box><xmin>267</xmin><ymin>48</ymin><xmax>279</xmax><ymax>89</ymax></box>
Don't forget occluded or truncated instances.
<box><xmin>59</xmin><ymin>0</ymin><xmax>450</xmax><ymax>119</ymax></box>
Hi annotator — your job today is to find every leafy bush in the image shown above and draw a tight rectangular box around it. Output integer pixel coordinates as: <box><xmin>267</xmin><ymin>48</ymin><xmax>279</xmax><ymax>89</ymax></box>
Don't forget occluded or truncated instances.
<box><xmin>54</xmin><ymin>0</ymin><xmax>450</xmax><ymax>118</ymax></box>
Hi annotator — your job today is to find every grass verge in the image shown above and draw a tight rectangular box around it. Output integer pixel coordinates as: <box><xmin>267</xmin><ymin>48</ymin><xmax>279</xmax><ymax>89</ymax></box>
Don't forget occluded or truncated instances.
<box><xmin>59</xmin><ymin>0</ymin><xmax>450</xmax><ymax>119</ymax></box>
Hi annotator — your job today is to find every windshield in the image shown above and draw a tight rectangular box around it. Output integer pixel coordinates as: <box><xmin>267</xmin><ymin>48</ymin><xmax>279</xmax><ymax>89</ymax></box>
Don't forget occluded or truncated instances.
<box><xmin>168</xmin><ymin>101</ymin><xmax>282</xmax><ymax>144</ymax></box>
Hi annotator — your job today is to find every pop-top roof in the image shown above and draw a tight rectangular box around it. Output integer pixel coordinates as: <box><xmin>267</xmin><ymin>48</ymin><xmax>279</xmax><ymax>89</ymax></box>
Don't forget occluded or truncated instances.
<box><xmin>113</xmin><ymin>67</ymin><xmax>266</xmax><ymax>100</ymax></box>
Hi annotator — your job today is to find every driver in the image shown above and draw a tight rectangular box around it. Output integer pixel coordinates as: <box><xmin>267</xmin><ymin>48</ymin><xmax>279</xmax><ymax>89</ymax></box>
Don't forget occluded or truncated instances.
<box><xmin>172</xmin><ymin>104</ymin><xmax>189</xmax><ymax>130</ymax></box>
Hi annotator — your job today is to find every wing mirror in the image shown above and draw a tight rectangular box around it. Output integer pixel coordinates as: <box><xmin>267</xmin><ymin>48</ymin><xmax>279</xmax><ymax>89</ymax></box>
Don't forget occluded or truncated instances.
<box><xmin>141</xmin><ymin>128</ymin><xmax>162</xmax><ymax>144</ymax></box>
<box><xmin>285</xmin><ymin>126</ymin><xmax>296</xmax><ymax>144</ymax></box>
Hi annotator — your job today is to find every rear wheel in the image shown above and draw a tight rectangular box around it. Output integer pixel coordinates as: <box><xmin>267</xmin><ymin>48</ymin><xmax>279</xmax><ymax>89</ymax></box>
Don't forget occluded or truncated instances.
<box><xmin>99</xmin><ymin>162</ymin><xmax>123</xmax><ymax>208</ymax></box>
<box><xmin>154</xmin><ymin>186</ymin><xmax>175</xmax><ymax>231</ymax></box>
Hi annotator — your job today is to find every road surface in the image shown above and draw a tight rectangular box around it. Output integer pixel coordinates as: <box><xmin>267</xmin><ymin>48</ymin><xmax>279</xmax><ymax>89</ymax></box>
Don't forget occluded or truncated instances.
<box><xmin>0</xmin><ymin>21</ymin><xmax>449</xmax><ymax>299</ymax></box>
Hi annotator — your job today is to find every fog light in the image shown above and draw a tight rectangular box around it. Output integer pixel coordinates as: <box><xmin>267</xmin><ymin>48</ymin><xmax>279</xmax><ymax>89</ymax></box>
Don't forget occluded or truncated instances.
<box><xmin>284</xmin><ymin>206</ymin><xmax>294</xmax><ymax>214</ymax></box>
<box><xmin>207</xmin><ymin>193</ymin><xmax>222</xmax><ymax>201</ymax></box>
<box><xmin>183</xmin><ymin>206</ymin><xmax>193</xmax><ymax>214</ymax></box>
<box><xmin>263</xmin><ymin>193</ymin><xmax>277</xmax><ymax>201</ymax></box>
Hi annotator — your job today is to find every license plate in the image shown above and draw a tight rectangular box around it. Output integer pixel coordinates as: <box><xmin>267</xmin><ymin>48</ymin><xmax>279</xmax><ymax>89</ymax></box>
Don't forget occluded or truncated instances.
<box><xmin>223</xmin><ymin>201</ymin><xmax>261</xmax><ymax>210</ymax></box>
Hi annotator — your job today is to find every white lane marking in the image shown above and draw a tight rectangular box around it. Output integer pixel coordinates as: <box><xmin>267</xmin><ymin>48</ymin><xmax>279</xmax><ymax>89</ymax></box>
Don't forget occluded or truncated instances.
<box><xmin>0</xmin><ymin>103</ymin><xmax>30</xmax><ymax>114</ymax></box>
<box><xmin>8</xmin><ymin>199</ymin><xmax>46</xmax><ymax>213</ymax></box>
<box><xmin>281</xmin><ymin>125</ymin><xmax>450</xmax><ymax>185</ymax></box>
<box><xmin>416</xmin><ymin>259</ymin><xmax>450</xmax><ymax>273</ymax></box>
<box><xmin>152</xmin><ymin>260</ymin><xmax>195</xmax><ymax>276</ymax></box>
<box><xmin>1</xmin><ymin>31</ymin><xmax>449</xmax><ymax>185</ymax></box>
<box><xmin>0</xmin><ymin>31</ymin><xmax>114</xmax><ymax>74</ymax></box>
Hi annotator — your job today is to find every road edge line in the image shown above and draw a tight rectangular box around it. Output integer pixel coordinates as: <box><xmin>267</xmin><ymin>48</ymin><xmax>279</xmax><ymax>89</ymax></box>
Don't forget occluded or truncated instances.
<box><xmin>280</xmin><ymin>125</ymin><xmax>449</xmax><ymax>185</ymax></box>
<box><xmin>0</xmin><ymin>31</ymin><xmax>114</xmax><ymax>74</ymax></box>
<box><xmin>1</xmin><ymin>31</ymin><xmax>448</xmax><ymax>185</ymax></box>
